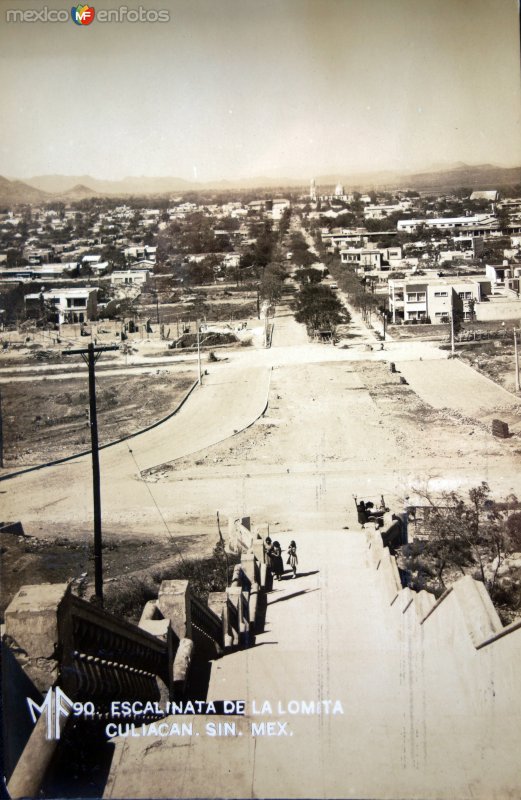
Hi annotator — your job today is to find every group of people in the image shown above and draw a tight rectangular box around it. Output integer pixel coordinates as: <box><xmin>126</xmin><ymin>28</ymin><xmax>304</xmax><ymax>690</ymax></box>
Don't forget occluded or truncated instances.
<box><xmin>264</xmin><ymin>537</ymin><xmax>298</xmax><ymax>581</ymax></box>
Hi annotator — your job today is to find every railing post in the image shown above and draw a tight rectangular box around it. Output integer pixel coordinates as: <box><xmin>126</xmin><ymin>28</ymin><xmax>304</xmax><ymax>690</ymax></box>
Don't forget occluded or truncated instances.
<box><xmin>227</xmin><ymin>586</ymin><xmax>249</xmax><ymax>647</ymax></box>
<box><xmin>173</xmin><ymin>638</ymin><xmax>194</xmax><ymax>699</ymax></box>
<box><xmin>208</xmin><ymin>591</ymin><xmax>227</xmax><ymax>650</ymax></box>
<box><xmin>4</xmin><ymin>583</ymin><xmax>70</xmax><ymax>693</ymax></box>
<box><xmin>241</xmin><ymin>552</ymin><xmax>257</xmax><ymax>585</ymax></box>
<box><xmin>157</xmin><ymin>580</ymin><xmax>192</xmax><ymax>640</ymax></box>
<box><xmin>3</xmin><ymin>584</ymin><xmax>72</xmax><ymax>800</ymax></box>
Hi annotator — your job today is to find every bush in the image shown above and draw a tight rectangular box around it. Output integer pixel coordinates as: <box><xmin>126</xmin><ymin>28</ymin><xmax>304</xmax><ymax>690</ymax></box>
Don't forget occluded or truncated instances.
<box><xmin>104</xmin><ymin>542</ymin><xmax>240</xmax><ymax>624</ymax></box>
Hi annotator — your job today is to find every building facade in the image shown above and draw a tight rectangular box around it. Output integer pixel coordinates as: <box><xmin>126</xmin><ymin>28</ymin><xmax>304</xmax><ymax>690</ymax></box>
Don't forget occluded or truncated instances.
<box><xmin>388</xmin><ymin>277</ymin><xmax>491</xmax><ymax>323</ymax></box>
<box><xmin>25</xmin><ymin>287</ymin><xmax>98</xmax><ymax>325</ymax></box>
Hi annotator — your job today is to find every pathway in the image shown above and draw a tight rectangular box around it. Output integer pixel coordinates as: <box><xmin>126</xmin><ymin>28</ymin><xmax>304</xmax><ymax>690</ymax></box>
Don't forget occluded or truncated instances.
<box><xmin>105</xmin><ymin>529</ymin><xmax>521</xmax><ymax>799</ymax></box>
<box><xmin>399</xmin><ymin>358</ymin><xmax>521</xmax><ymax>431</ymax></box>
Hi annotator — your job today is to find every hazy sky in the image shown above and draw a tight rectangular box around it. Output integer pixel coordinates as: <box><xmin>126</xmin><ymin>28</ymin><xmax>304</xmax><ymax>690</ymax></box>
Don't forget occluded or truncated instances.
<box><xmin>1</xmin><ymin>0</ymin><xmax>520</xmax><ymax>181</ymax></box>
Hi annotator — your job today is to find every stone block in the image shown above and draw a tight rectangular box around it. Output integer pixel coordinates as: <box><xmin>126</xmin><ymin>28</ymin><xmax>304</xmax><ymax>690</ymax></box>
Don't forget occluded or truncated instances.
<box><xmin>157</xmin><ymin>580</ymin><xmax>191</xmax><ymax>639</ymax></box>
<box><xmin>208</xmin><ymin>592</ymin><xmax>226</xmax><ymax>619</ymax></box>
<box><xmin>138</xmin><ymin>619</ymin><xmax>170</xmax><ymax>640</ymax></box>
<box><xmin>3</xmin><ymin>583</ymin><xmax>70</xmax><ymax>693</ymax></box>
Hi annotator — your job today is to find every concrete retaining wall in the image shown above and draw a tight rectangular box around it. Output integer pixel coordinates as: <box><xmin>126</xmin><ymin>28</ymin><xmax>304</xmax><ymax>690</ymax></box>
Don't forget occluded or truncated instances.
<box><xmin>366</xmin><ymin>528</ymin><xmax>521</xmax><ymax>724</ymax></box>
<box><xmin>476</xmin><ymin>299</ymin><xmax>521</xmax><ymax>321</ymax></box>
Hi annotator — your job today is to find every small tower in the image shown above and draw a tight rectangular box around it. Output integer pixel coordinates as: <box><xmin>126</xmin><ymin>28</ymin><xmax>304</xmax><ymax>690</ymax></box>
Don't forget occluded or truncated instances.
<box><xmin>310</xmin><ymin>178</ymin><xmax>317</xmax><ymax>202</ymax></box>
<box><xmin>335</xmin><ymin>182</ymin><xmax>344</xmax><ymax>197</ymax></box>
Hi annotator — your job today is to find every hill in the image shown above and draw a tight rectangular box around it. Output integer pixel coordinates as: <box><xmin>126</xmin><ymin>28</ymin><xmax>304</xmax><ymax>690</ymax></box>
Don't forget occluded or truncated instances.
<box><xmin>10</xmin><ymin>162</ymin><xmax>521</xmax><ymax>202</ymax></box>
<box><xmin>0</xmin><ymin>176</ymin><xmax>49</xmax><ymax>206</ymax></box>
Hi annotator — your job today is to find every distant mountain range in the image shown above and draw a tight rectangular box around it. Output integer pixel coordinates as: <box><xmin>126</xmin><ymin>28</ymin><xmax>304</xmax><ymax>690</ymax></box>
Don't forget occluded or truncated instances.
<box><xmin>1</xmin><ymin>163</ymin><xmax>520</xmax><ymax>206</ymax></box>
<box><xmin>0</xmin><ymin>175</ymin><xmax>51</xmax><ymax>205</ymax></box>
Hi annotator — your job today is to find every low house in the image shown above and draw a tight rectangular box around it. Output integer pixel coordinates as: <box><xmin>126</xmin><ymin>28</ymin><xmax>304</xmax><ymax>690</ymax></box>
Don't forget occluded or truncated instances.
<box><xmin>124</xmin><ymin>245</ymin><xmax>157</xmax><ymax>263</ymax></box>
<box><xmin>364</xmin><ymin>204</ymin><xmax>402</xmax><ymax>220</ymax></box>
<box><xmin>397</xmin><ymin>215</ymin><xmax>499</xmax><ymax>236</ymax></box>
<box><xmin>110</xmin><ymin>269</ymin><xmax>150</xmax><ymax>288</ymax></box>
<box><xmin>485</xmin><ymin>263</ymin><xmax>521</xmax><ymax>294</ymax></box>
<box><xmin>222</xmin><ymin>253</ymin><xmax>241</xmax><ymax>268</ymax></box>
<box><xmin>340</xmin><ymin>246</ymin><xmax>402</xmax><ymax>272</ymax></box>
<box><xmin>340</xmin><ymin>248</ymin><xmax>382</xmax><ymax>271</ymax></box>
<box><xmin>470</xmin><ymin>190</ymin><xmax>500</xmax><ymax>202</ymax></box>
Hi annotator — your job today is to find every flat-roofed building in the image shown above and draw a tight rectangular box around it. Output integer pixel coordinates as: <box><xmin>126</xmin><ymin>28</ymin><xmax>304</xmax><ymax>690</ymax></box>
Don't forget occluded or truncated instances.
<box><xmin>388</xmin><ymin>276</ymin><xmax>491</xmax><ymax>323</ymax></box>
<box><xmin>397</xmin><ymin>214</ymin><xmax>499</xmax><ymax>235</ymax></box>
<box><xmin>24</xmin><ymin>287</ymin><xmax>98</xmax><ymax>325</ymax></box>
<box><xmin>110</xmin><ymin>269</ymin><xmax>150</xmax><ymax>288</ymax></box>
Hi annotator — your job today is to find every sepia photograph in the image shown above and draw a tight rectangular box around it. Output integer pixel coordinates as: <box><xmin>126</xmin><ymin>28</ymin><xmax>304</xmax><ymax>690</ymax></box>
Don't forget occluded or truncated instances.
<box><xmin>1</xmin><ymin>0</ymin><xmax>521</xmax><ymax>798</ymax></box>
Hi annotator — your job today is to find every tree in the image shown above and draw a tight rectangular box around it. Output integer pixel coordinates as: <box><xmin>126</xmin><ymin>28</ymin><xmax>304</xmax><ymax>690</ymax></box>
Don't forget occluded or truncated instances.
<box><xmin>293</xmin><ymin>284</ymin><xmax>348</xmax><ymax>332</ymax></box>
<box><xmin>400</xmin><ymin>483</ymin><xmax>520</xmax><ymax>598</ymax></box>
<box><xmin>6</xmin><ymin>248</ymin><xmax>26</xmax><ymax>268</ymax></box>
<box><xmin>0</xmin><ymin>284</ymin><xmax>26</xmax><ymax>324</ymax></box>
<box><xmin>259</xmin><ymin>272</ymin><xmax>283</xmax><ymax>303</ymax></box>
<box><xmin>188</xmin><ymin>260</ymin><xmax>214</xmax><ymax>286</ymax></box>
<box><xmin>295</xmin><ymin>268</ymin><xmax>323</xmax><ymax>285</ymax></box>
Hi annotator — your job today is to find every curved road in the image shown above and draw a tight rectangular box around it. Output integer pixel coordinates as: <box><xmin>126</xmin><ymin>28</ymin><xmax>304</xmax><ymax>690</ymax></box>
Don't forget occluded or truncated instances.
<box><xmin>1</xmin><ymin>365</ymin><xmax>271</xmax><ymax>536</ymax></box>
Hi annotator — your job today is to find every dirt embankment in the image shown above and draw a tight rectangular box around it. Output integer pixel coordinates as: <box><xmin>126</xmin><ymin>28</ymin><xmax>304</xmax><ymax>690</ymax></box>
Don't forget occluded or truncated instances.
<box><xmin>0</xmin><ymin>527</ymin><xmax>212</xmax><ymax>622</ymax></box>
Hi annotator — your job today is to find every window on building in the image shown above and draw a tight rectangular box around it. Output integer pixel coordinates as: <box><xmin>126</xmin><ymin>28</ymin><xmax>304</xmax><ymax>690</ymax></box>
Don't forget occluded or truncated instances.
<box><xmin>406</xmin><ymin>292</ymin><xmax>426</xmax><ymax>302</ymax></box>
<box><xmin>434</xmin><ymin>291</ymin><xmax>448</xmax><ymax>297</ymax></box>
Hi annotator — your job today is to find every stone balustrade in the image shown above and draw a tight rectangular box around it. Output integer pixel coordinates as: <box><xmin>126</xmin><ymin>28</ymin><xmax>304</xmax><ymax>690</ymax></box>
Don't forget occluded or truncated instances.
<box><xmin>2</xmin><ymin>521</ymin><xmax>269</xmax><ymax>799</ymax></box>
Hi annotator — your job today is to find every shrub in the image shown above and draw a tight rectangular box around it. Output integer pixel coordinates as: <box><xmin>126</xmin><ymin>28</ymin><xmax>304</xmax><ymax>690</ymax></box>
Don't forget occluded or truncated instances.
<box><xmin>104</xmin><ymin>542</ymin><xmax>240</xmax><ymax>624</ymax></box>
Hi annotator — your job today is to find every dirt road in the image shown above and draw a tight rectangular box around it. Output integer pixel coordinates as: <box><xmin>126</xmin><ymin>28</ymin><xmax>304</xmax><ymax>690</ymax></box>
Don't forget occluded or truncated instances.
<box><xmin>2</xmin><ymin>309</ymin><xmax>520</xmax><ymax>547</ymax></box>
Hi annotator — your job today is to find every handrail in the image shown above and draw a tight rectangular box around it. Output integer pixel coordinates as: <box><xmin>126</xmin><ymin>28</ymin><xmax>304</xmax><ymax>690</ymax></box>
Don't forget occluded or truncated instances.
<box><xmin>227</xmin><ymin>597</ymin><xmax>239</xmax><ymax>636</ymax></box>
<box><xmin>57</xmin><ymin>593</ymin><xmax>173</xmax><ymax>701</ymax></box>
<box><xmin>189</xmin><ymin>594</ymin><xmax>223</xmax><ymax>648</ymax></box>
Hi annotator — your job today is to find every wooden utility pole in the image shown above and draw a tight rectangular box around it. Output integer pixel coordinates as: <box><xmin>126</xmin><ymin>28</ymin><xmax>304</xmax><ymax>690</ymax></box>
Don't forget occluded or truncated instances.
<box><xmin>196</xmin><ymin>320</ymin><xmax>202</xmax><ymax>385</ymax></box>
<box><xmin>515</xmin><ymin>328</ymin><xmax>520</xmax><ymax>392</ymax></box>
<box><xmin>0</xmin><ymin>388</ymin><xmax>3</xmax><ymax>469</ymax></box>
<box><xmin>62</xmin><ymin>343</ymin><xmax>119</xmax><ymax>605</ymax></box>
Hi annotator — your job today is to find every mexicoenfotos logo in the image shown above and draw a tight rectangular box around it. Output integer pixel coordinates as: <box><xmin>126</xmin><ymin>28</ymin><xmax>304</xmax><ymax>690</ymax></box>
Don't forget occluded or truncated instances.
<box><xmin>71</xmin><ymin>4</ymin><xmax>95</xmax><ymax>25</ymax></box>
<box><xmin>6</xmin><ymin>5</ymin><xmax>170</xmax><ymax>23</ymax></box>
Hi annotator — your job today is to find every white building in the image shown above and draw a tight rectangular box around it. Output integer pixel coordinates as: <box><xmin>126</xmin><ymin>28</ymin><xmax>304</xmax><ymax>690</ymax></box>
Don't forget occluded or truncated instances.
<box><xmin>25</xmin><ymin>287</ymin><xmax>98</xmax><ymax>325</ymax></box>
<box><xmin>340</xmin><ymin>246</ymin><xmax>402</xmax><ymax>272</ymax></box>
<box><xmin>397</xmin><ymin>214</ymin><xmax>499</xmax><ymax>235</ymax></box>
<box><xmin>485</xmin><ymin>263</ymin><xmax>521</xmax><ymax>294</ymax></box>
<box><xmin>110</xmin><ymin>269</ymin><xmax>150</xmax><ymax>288</ymax></box>
<box><xmin>388</xmin><ymin>276</ymin><xmax>491</xmax><ymax>323</ymax></box>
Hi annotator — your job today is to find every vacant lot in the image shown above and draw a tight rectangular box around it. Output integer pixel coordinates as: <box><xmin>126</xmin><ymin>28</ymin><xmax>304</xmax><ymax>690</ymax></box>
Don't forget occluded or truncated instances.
<box><xmin>456</xmin><ymin>338</ymin><xmax>520</xmax><ymax>394</ymax></box>
<box><xmin>1</xmin><ymin>368</ymin><xmax>195</xmax><ymax>467</ymax></box>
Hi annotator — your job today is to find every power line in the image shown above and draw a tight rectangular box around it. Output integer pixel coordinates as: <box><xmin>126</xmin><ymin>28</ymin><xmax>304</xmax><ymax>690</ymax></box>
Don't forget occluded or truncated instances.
<box><xmin>124</xmin><ymin>442</ymin><xmax>187</xmax><ymax>568</ymax></box>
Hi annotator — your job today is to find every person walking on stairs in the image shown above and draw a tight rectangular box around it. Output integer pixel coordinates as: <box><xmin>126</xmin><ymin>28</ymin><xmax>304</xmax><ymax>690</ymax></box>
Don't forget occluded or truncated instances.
<box><xmin>287</xmin><ymin>540</ymin><xmax>298</xmax><ymax>579</ymax></box>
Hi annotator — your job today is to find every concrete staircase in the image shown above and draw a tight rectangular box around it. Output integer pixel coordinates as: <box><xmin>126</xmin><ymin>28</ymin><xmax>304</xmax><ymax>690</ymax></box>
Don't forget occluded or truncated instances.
<box><xmin>104</xmin><ymin>530</ymin><xmax>521</xmax><ymax>799</ymax></box>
